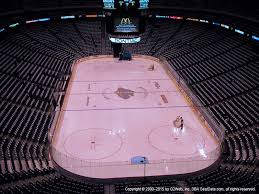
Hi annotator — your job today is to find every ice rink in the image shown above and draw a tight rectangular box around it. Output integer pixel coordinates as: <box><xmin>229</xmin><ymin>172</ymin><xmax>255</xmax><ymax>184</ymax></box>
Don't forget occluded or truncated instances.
<box><xmin>52</xmin><ymin>56</ymin><xmax>219</xmax><ymax>178</ymax></box>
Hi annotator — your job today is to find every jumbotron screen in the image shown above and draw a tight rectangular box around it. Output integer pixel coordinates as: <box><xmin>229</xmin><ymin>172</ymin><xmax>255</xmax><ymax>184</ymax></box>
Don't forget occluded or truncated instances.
<box><xmin>114</xmin><ymin>17</ymin><xmax>139</xmax><ymax>33</ymax></box>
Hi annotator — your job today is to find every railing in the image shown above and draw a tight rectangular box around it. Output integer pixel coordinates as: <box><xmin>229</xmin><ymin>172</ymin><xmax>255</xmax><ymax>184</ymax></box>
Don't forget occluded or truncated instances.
<box><xmin>50</xmin><ymin>145</ymin><xmax>221</xmax><ymax>178</ymax></box>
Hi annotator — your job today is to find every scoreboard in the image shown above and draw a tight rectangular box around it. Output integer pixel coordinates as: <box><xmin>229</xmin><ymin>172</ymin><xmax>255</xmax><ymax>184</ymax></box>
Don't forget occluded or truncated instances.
<box><xmin>103</xmin><ymin>0</ymin><xmax>149</xmax><ymax>10</ymax></box>
<box><xmin>116</xmin><ymin>0</ymin><xmax>138</xmax><ymax>8</ymax></box>
<box><xmin>104</xmin><ymin>0</ymin><xmax>149</xmax><ymax>35</ymax></box>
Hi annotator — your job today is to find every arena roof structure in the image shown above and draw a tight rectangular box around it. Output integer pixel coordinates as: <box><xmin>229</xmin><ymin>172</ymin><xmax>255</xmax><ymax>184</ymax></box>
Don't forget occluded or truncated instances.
<box><xmin>1</xmin><ymin>0</ymin><xmax>259</xmax><ymax>22</ymax></box>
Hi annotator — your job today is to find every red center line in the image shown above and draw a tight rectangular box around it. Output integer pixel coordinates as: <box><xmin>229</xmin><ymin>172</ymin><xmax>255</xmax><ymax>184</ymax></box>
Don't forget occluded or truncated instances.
<box><xmin>70</xmin><ymin>90</ymin><xmax>179</xmax><ymax>95</ymax></box>
<box><xmin>72</xmin><ymin>78</ymin><xmax>171</xmax><ymax>82</ymax></box>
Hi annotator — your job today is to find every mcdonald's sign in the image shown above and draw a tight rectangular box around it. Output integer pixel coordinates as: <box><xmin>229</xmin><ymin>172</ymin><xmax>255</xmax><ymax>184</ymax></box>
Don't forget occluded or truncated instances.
<box><xmin>114</xmin><ymin>17</ymin><xmax>139</xmax><ymax>33</ymax></box>
<box><xmin>120</xmin><ymin>18</ymin><xmax>131</xmax><ymax>25</ymax></box>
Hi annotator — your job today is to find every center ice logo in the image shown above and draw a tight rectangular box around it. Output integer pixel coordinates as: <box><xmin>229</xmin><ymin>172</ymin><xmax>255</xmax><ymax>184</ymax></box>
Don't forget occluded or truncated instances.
<box><xmin>115</xmin><ymin>87</ymin><xmax>135</xmax><ymax>99</ymax></box>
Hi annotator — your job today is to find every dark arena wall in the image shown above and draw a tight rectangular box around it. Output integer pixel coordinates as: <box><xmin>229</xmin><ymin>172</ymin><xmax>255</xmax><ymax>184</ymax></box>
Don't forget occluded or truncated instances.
<box><xmin>0</xmin><ymin>7</ymin><xmax>259</xmax><ymax>194</ymax></box>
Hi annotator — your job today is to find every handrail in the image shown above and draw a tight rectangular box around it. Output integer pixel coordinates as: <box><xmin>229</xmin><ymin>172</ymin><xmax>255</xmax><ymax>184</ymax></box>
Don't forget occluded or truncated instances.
<box><xmin>50</xmin><ymin>146</ymin><xmax>221</xmax><ymax>168</ymax></box>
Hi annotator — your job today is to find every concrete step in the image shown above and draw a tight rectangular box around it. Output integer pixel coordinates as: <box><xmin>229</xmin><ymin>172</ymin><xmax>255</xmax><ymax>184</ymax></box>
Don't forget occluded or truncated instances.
<box><xmin>13</xmin><ymin>160</ymin><xmax>21</xmax><ymax>173</ymax></box>
<box><xmin>109</xmin><ymin>184</ymin><xmax>116</xmax><ymax>194</ymax></box>
<box><xmin>27</xmin><ymin>160</ymin><xmax>34</xmax><ymax>170</ymax></box>
<box><xmin>34</xmin><ymin>160</ymin><xmax>42</xmax><ymax>170</ymax></box>
<box><xmin>0</xmin><ymin>160</ymin><xmax>6</xmax><ymax>174</ymax></box>
<box><xmin>7</xmin><ymin>160</ymin><xmax>13</xmax><ymax>173</ymax></box>
<box><xmin>104</xmin><ymin>184</ymin><xmax>115</xmax><ymax>194</ymax></box>
<box><xmin>21</xmin><ymin>160</ymin><xmax>28</xmax><ymax>171</ymax></box>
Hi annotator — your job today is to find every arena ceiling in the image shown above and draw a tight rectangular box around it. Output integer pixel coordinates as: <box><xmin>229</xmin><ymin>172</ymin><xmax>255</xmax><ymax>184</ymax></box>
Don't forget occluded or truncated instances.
<box><xmin>1</xmin><ymin>0</ymin><xmax>258</xmax><ymax>21</ymax></box>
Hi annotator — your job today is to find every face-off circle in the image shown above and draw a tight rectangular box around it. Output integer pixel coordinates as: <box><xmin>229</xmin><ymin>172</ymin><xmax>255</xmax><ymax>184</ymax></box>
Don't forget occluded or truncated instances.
<box><xmin>64</xmin><ymin>128</ymin><xmax>123</xmax><ymax>160</ymax></box>
<box><xmin>148</xmin><ymin>124</ymin><xmax>205</xmax><ymax>156</ymax></box>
